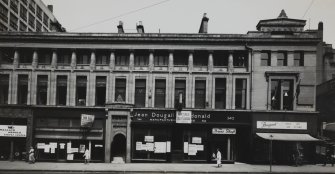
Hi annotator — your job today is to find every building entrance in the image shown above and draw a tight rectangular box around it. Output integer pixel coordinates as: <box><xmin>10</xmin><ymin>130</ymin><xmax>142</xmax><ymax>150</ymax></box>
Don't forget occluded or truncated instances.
<box><xmin>210</xmin><ymin>135</ymin><xmax>235</xmax><ymax>163</ymax></box>
<box><xmin>111</xmin><ymin>134</ymin><xmax>126</xmax><ymax>162</ymax></box>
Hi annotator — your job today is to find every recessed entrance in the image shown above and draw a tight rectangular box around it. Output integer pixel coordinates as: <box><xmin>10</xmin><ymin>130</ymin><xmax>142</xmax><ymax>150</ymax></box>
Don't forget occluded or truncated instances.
<box><xmin>111</xmin><ymin>134</ymin><xmax>126</xmax><ymax>163</ymax></box>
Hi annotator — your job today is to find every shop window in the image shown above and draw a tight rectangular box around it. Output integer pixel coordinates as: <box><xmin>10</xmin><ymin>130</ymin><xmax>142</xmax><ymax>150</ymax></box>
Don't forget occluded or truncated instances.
<box><xmin>76</xmin><ymin>50</ymin><xmax>90</xmax><ymax>65</ymax></box>
<box><xmin>183</xmin><ymin>129</ymin><xmax>207</xmax><ymax>161</ymax></box>
<box><xmin>154</xmin><ymin>79</ymin><xmax>166</xmax><ymax>108</ymax></box>
<box><xmin>294</xmin><ymin>52</ymin><xmax>304</xmax><ymax>66</ymax></box>
<box><xmin>277</xmin><ymin>52</ymin><xmax>287</xmax><ymax>66</ymax></box>
<box><xmin>154</xmin><ymin>51</ymin><xmax>168</xmax><ymax>66</ymax></box>
<box><xmin>173</xmin><ymin>51</ymin><xmax>188</xmax><ymax>66</ymax></box>
<box><xmin>56</xmin><ymin>75</ymin><xmax>67</xmax><ymax>105</ymax></box>
<box><xmin>135</xmin><ymin>79</ymin><xmax>146</xmax><ymax>107</ymax></box>
<box><xmin>115</xmin><ymin>78</ymin><xmax>126</xmax><ymax>102</ymax></box>
<box><xmin>270</xmin><ymin>79</ymin><xmax>294</xmax><ymax>110</ymax></box>
<box><xmin>17</xmin><ymin>74</ymin><xmax>28</xmax><ymax>104</ymax></box>
<box><xmin>193</xmin><ymin>50</ymin><xmax>208</xmax><ymax>66</ymax></box>
<box><xmin>0</xmin><ymin>74</ymin><xmax>9</xmax><ymax>104</ymax></box>
<box><xmin>57</xmin><ymin>50</ymin><xmax>71</xmax><ymax>65</ymax></box>
<box><xmin>233</xmin><ymin>51</ymin><xmax>248</xmax><ymax>67</ymax></box>
<box><xmin>36</xmin><ymin>75</ymin><xmax>48</xmax><ymax>105</ymax></box>
<box><xmin>175</xmin><ymin>79</ymin><xmax>186</xmax><ymax>109</ymax></box>
<box><xmin>76</xmin><ymin>76</ymin><xmax>87</xmax><ymax>106</ymax></box>
<box><xmin>134</xmin><ymin>50</ymin><xmax>149</xmax><ymax>66</ymax></box>
<box><xmin>115</xmin><ymin>51</ymin><xmax>129</xmax><ymax>66</ymax></box>
<box><xmin>235</xmin><ymin>78</ymin><xmax>247</xmax><ymax>109</ymax></box>
<box><xmin>0</xmin><ymin>48</ymin><xmax>14</xmax><ymax>64</ymax></box>
<box><xmin>95</xmin><ymin>76</ymin><xmax>106</xmax><ymax>106</ymax></box>
<box><xmin>38</xmin><ymin>49</ymin><xmax>51</xmax><ymax>64</ymax></box>
<box><xmin>261</xmin><ymin>51</ymin><xmax>271</xmax><ymax>66</ymax></box>
<box><xmin>213</xmin><ymin>51</ymin><xmax>228</xmax><ymax>67</ymax></box>
<box><xmin>96</xmin><ymin>51</ymin><xmax>109</xmax><ymax>65</ymax></box>
<box><xmin>19</xmin><ymin>49</ymin><xmax>32</xmax><ymax>64</ymax></box>
<box><xmin>215</xmin><ymin>78</ymin><xmax>226</xmax><ymax>109</ymax></box>
<box><xmin>195</xmin><ymin>80</ymin><xmax>206</xmax><ymax>108</ymax></box>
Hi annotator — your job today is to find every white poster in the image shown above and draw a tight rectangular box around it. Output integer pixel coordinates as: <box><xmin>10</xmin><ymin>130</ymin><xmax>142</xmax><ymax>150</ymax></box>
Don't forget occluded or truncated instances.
<box><xmin>184</xmin><ymin>142</ymin><xmax>189</xmax><ymax>153</ymax></box>
<box><xmin>154</xmin><ymin>142</ymin><xmax>166</xmax><ymax>153</ymax></box>
<box><xmin>81</xmin><ymin>114</ymin><xmax>95</xmax><ymax>127</ymax></box>
<box><xmin>37</xmin><ymin>143</ymin><xmax>45</xmax><ymax>149</ymax></box>
<box><xmin>79</xmin><ymin>144</ymin><xmax>85</xmax><ymax>153</ymax></box>
<box><xmin>166</xmin><ymin>141</ymin><xmax>171</xmax><ymax>153</ymax></box>
<box><xmin>188</xmin><ymin>144</ymin><xmax>197</xmax><ymax>156</ymax></box>
<box><xmin>71</xmin><ymin>148</ymin><xmax>79</xmax><ymax>153</ymax></box>
<box><xmin>60</xmin><ymin>143</ymin><xmax>65</xmax><ymax>149</ymax></box>
<box><xmin>196</xmin><ymin>145</ymin><xmax>204</xmax><ymax>151</ymax></box>
<box><xmin>44</xmin><ymin>145</ymin><xmax>50</xmax><ymax>153</ymax></box>
<box><xmin>146</xmin><ymin>143</ymin><xmax>154</xmax><ymax>151</ymax></box>
<box><xmin>67</xmin><ymin>154</ymin><xmax>74</xmax><ymax>160</ymax></box>
<box><xmin>136</xmin><ymin>142</ymin><xmax>142</xmax><ymax>151</ymax></box>
<box><xmin>192</xmin><ymin>137</ymin><xmax>202</xmax><ymax>144</ymax></box>
<box><xmin>176</xmin><ymin>111</ymin><xmax>192</xmax><ymax>124</ymax></box>
<box><xmin>0</xmin><ymin>125</ymin><xmax>27</xmax><ymax>137</ymax></box>
<box><xmin>67</xmin><ymin>142</ymin><xmax>72</xmax><ymax>153</ymax></box>
<box><xmin>50</xmin><ymin>142</ymin><xmax>57</xmax><ymax>149</ymax></box>
<box><xmin>141</xmin><ymin>144</ymin><xmax>148</xmax><ymax>151</ymax></box>
<box><xmin>144</xmin><ymin>136</ymin><xmax>154</xmax><ymax>142</ymax></box>
<box><xmin>51</xmin><ymin>148</ymin><xmax>55</xmax><ymax>154</ymax></box>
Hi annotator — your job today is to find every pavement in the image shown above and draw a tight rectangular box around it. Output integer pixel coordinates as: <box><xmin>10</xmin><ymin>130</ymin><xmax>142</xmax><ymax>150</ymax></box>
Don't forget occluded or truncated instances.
<box><xmin>0</xmin><ymin>161</ymin><xmax>334</xmax><ymax>174</ymax></box>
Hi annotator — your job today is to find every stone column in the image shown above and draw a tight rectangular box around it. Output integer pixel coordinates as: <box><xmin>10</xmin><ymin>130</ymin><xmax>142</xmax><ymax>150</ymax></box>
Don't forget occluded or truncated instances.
<box><xmin>90</xmin><ymin>51</ymin><xmax>96</xmax><ymax>71</ymax></box>
<box><xmin>188</xmin><ymin>51</ymin><xmax>193</xmax><ymax>72</ymax></box>
<box><xmin>126</xmin><ymin>113</ymin><xmax>131</xmax><ymax>163</ymax></box>
<box><xmin>168</xmin><ymin>51</ymin><xmax>173</xmax><ymax>72</ymax></box>
<box><xmin>109</xmin><ymin>51</ymin><xmax>115</xmax><ymax>72</ymax></box>
<box><xmin>51</xmin><ymin>50</ymin><xmax>57</xmax><ymax>69</ymax></box>
<box><xmin>129</xmin><ymin>51</ymin><xmax>134</xmax><ymax>71</ymax></box>
<box><xmin>32</xmin><ymin>50</ymin><xmax>38</xmax><ymax>69</ymax></box>
<box><xmin>228</xmin><ymin>51</ymin><xmax>234</xmax><ymax>73</ymax></box>
<box><xmin>149</xmin><ymin>50</ymin><xmax>154</xmax><ymax>72</ymax></box>
<box><xmin>104</xmin><ymin>114</ymin><xmax>112</xmax><ymax>163</ymax></box>
<box><xmin>70</xmin><ymin>50</ymin><xmax>76</xmax><ymax>70</ymax></box>
<box><xmin>13</xmin><ymin>50</ymin><xmax>19</xmax><ymax>69</ymax></box>
<box><xmin>208</xmin><ymin>51</ymin><xmax>213</xmax><ymax>72</ymax></box>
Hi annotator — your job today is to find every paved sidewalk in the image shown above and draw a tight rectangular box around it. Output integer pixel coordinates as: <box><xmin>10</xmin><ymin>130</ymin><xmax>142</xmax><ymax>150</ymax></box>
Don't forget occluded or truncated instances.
<box><xmin>0</xmin><ymin>161</ymin><xmax>334</xmax><ymax>173</ymax></box>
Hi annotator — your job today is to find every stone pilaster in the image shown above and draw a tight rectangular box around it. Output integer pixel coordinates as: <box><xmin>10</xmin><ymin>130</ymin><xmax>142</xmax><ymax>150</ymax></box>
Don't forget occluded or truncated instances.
<box><xmin>32</xmin><ymin>50</ymin><xmax>38</xmax><ymax>69</ymax></box>
<box><xmin>168</xmin><ymin>51</ymin><xmax>173</xmax><ymax>72</ymax></box>
<box><xmin>109</xmin><ymin>51</ymin><xmax>115</xmax><ymax>72</ymax></box>
<box><xmin>129</xmin><ymin>51</ymin><xmax>134</xmax><ymax>71</ymax></box>
<box><xmin>13</xmin><ymin>50</ymin><xmax>19</xmax><ymax>69</ymax></box>
<box><xmin>51</xmin><ymin>50</ymin><xmax>57</xmax><ymax>69</ymax></box>
<box><xmin>228</xmin><ymin>51</ymin><xmax>234</xmax><ymax>73</ymax></box>
<box><xmin>90</xmin><ymin>51</ymin><xmax>96</xmax><ymax>71</ymax></box>
<box><xmin>188</xmin><ymin>51</ymin><xmax>193</xmax><ymax>72</ymax></box>
<box><xmin>70</xmin><ymin>50</ymin><xmax>76</xmax><ymax>70</ymax></box>
<box><xmin>208</xmin><ymin>51</ymin><xmax>213</xmax><ymax>72</ymax></box>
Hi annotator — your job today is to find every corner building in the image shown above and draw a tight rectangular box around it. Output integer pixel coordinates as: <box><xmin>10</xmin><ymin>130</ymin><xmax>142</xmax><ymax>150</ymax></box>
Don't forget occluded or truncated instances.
<box><xmin>0</xmin><ymin>11</ymin><xmax>323</xmax><ymax>164</ymax></box>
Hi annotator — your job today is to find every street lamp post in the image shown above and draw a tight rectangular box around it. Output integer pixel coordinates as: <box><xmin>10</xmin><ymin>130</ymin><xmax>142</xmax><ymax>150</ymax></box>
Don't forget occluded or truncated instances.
<box><xmin>269</xmin><ymin>134</ymin><xmax>273</xmax><ymax>173</ymax></box>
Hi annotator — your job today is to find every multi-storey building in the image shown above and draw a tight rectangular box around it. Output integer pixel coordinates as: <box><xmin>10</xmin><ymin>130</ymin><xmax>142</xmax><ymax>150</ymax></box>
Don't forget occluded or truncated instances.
<box><xmin>0</xmin><ymin>0</ymin><xmax>65</xmax><ymax>32</ymax></box>
<box><xmin>0</xmin><ymin>10</ymin><xmax>324</xmax><ymax>164</ymax></box>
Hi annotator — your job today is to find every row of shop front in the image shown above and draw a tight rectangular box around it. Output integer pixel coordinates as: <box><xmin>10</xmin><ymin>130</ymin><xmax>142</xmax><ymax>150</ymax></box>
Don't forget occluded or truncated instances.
<box><xmin>0</xmin><ymin>105</ymin><xmax>319</xmax><ymax>164</ymax></box>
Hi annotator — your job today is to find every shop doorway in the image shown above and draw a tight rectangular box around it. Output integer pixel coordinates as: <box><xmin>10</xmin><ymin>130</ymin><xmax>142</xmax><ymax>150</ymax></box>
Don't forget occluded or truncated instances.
<box><xmin>210</xmin><ymin>135</ymin><xmax>234</xmax><ymax>163</ymax></box>
<box><xmin>111</xmin><ymin>134</ymin><xmax>126</xmax><ymax>162</ymax></box>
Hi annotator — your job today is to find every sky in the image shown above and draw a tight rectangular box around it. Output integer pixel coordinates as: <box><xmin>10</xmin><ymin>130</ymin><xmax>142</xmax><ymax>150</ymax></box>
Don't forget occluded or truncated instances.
<box><xmin>42</xmin><ymin>0</ymin><xmax>335</xmax><ymax>45</ymax></box>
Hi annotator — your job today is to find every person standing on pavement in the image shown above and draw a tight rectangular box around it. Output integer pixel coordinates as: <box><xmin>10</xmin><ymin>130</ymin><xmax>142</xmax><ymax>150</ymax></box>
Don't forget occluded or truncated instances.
<box><xmin>323</xmin><ymin>145</ymin><xmax>334</xmax><ymax>167</ymax></box>
<box><xmin>83</xmin><ymin>148</ymin><xmax>90</xmax><ymax>164</ymax></box>
<box><xmin>216</xmin><ymin>148</ymin><xmax>222</xmax><ymax>168</ymax></box>
<box><xmin>28</xmin><ymin>146</ymin><xmax>35</xmax><ymax>164</ymax></box>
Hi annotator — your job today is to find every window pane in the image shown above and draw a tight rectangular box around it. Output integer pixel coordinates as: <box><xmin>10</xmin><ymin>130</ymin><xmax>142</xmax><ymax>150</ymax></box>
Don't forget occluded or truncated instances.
<box><xmin>17</xmin><ymin>74</ymin><xmax>28</xmax><ymax>104</ymax></box>
<box><xmin>215</xmin><ymin>78</ymin><xmax>226</xmax><ymax>109</ymax></box>
<box><xmin>56</xmin><ymin>76</ymin><xmax>67</xmax><ymax>105</ymax></box>
<box><xmin>261</xmin><ymin>52</ymin><xmax>270</xmax><ymax>66</ymax></box>
<box><xmin>175</xmin><ymin>80</ymin><xmax>186</xmax><ymax>109</ymax></box>
<box><xmin>193</xmin><ymin>51</ymin><xmax>208</xmax><ymax>66</ymax></box>
<box><xmin>213</xmin><ymin>51</ymin><xmax>228</xmax><ymax>66</ymax></box>
<box><xmin>115</xmin><ymin>78</ymin><xmax>126</xmax><ymax>102</ymax></box>
<box><xmin>37</xmin><ymin>75</ymin><xmax>48</xmax><ymax>105</ymax></box>
<box><xmin>174</xmin><ymin>51</ymin><xmax>188</xmax><ymax>66</ymax></box>
<box><xmin>0</xmin><ymin>74</ymin><xmax>9</xmax><ymax>104</ymax></box>
<box><xmin>235</xmin><ymin>79</ymin><xmax>246</xmax><ymax>109</ymax></box>
<box><xmin>155</xmin><ymin>79</ymin><xmax>166</xmax><ymax>108</ymax></box>
<box><xmin>294</xmin><ymin>52</ymin><xmax>304</xmax><ymax>66</ymax></box>
<box><xmin>195</xmin><ymin>80</ymin><xmax>206</xmax><ymax>108</ymax></box>
<box><xmin>277</xmin><ymin>52</ymin><xmax>287</xmax><ymax>66</ymax></box>
<box><xmin>96</xmin><ymin>76</ymin><xmax>106</xmax><ymax>106</ymax></box>
<box><xmin>135</xmin><ymin>79</ymin><xmax>146</xmax><ymax>107</ymax></box>
<box><xmin>76</xmin><ymin>76</ymin><xmax>87</xmax><ymax>106</ymax></box>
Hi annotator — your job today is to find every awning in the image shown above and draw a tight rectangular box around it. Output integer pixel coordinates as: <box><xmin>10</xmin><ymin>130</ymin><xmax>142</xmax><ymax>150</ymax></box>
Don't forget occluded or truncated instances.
<box><xmin>324</xmin><ymin>123</ymin><xmax>335</xmax><ymax>132</ymax></box>
<box><xmin>256</xmin><ymin>133</ymin><xmax>320</xmax><ymax>141</ymax></box>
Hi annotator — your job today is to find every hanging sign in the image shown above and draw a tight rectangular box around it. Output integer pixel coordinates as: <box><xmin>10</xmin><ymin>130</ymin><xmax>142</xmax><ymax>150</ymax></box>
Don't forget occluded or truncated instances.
<box><xmin>0</xmin><ymin>125</ymin><xmax>27</xmax><ymax>137</ymax></box>
<box><xmin>176</xmin><ymin>111</ymin><xmax>192</xmax><ymax>124</ymax></box>
<box><xmin>81</xmin><ymin>114</ymin><xmax>95</xmax><ymax>127</ymax></box>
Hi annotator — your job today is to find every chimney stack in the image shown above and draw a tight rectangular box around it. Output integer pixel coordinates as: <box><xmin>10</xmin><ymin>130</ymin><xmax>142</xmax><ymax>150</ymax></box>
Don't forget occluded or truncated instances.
<box><xmin>136</xmin><ymin>21</ymin><xmax>145</xmax><ymax>33</ymax></box>
<box><xmin>117</xmin><ymin>21</ymin><xmax>124</xmax><ymax>33</ymax></box>
<box><xmin>198</xmin><ymin>13</ymin><xmax>209</xmax><ymax>34</ymax></box>
<box><xmin>47</xmin><ymin>5</ymin><xmax>53</xmax><ymax>12</ymax></box>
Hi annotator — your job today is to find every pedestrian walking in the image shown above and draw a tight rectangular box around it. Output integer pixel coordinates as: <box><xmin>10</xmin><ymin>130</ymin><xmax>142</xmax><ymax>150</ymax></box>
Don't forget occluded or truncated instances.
<box><xmin>83</xmin><ymin>148</ymin><xmax>90</xmax><ymax>164</ymax></box>
<box><xmin>28</xmin><ymin>146</ymin><xmax>35</xmax><ymax>164</ymax></box>
<box><xmin>216</xmin><ymin>148</ymin><xmax>222</xmax><ymax>168</ymax></box>
<box><xmin>323</xmin><ymin>145</ymin><xmax>334</xmax><ymax>167</ymax></box>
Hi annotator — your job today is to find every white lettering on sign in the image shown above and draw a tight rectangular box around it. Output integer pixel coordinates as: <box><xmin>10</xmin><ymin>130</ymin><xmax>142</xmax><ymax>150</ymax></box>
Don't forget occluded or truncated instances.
<box><xmin>176</xmin><ymin>111</ymin><xmax>192</xmax><ymax>124</ymax></box>
<box><xmin>212</xmin><ymin>128</ymin><xmax>236</xmax><ymax>134</ymax></box>
<box><xmin>0</xmin><ymin>125</ymin><xmax>27</xmax><ymax>137</ymax></box>
<box><xmin>256</xmin><ymin>121</ymin><xmax>307</xmax><ymax>130</ymax></box>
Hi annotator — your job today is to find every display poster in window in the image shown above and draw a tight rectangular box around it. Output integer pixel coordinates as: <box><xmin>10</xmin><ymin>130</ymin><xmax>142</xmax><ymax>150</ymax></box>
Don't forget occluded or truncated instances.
<box><xmin>79</xmin><ymin>144</ymin><xmax>85</xmax><ymax>153</ymax></box>
<box><xmin>0</xmin><ymin>125</ymin><xmax>27</xmax><ymax>137</ymax></box>
<box><xmin>154</xmin><ymin>142</ymin><xmax>166</xmax><ymax>153</ymax></box>
<box><xmin>80</xmin><ymin>114</ymin><xmax>95</xmax><ymax>127</ymax></box>
<box><xmin>51</xmin><ymin>148</ymin><xmax>55</xmax><ymax>154</ymax></box>
<box><xmin>67</xmin><ymin>154</ymin><xmax>74</xmax><ymax>160</ymax></box>
<box><xmin>196</xmin><ymin>145</ymin><xmax>204</xmax><ymax>151</ymax></box>
<box><xmin>44</xmin><ymin>145</ymin><xmax>50</xmax><ymax>153</ymax></box>
<box><xmin>71</xmin><ymin>148</ymin><xmax>79</xmax><ymax>153</ymax></box>
<box><xmin>37</xmin><ymin>143</ymin><xmax>45</xmax><ymax>149</ymax></box>
<box><xmin>176</xmin><ymin>111</ymin><xmax>192</xmax><ymax>124</ymax></box>
<box><xmin>141</xmin><ymin>144</ymin><xmax>148</xmax><ymax>151</ymax></box>
<box><xmin>50</xmin><ymin>142</ymin><xmax>57</xmax><ymax>149</ymax></box>
<box><xmin>146</xmin><ymin>143</ymin><xmax>154</xmax><ymax>151</ymax></box>
<box><xmin>188</xmin><ymin>144</ymin><xmax>197</xmax><ymax>156</ymax></box>
<box><xmin>95</xmin><ymin>144</ymin><xmax>103</xmax><ymax>147</ymax></box>
<box><xmin>136</xmin><ymin>142</ymin><xmax>142</xmax><ymax>151</ymax></box>
<box><xmin>60</xmin><ymin>143</ymin><xmax>65</xmax><ymax>149</ymax></box>
<box><xmin>144</xmin><ymin>136</ymin><xmax>154</xmax><ymax>142</ymax></box>
<box><xmin>67</xmin><ymin>142</ymin><xmax>72</xmax><ymax>153</ymax></box>
<box><xmin>184</xmin><ymin>142</ymin><xmax>189</xmax><ymax>153</ymax></box>
<box><xmin>166</xmin><ymin>141</ymin><xmax>171</xmax><ymax>153</ymax></box>
<box><xmin>192</xmin><ymin>137</ymin><xmax>202</xmax><ymax>144</ymax></box>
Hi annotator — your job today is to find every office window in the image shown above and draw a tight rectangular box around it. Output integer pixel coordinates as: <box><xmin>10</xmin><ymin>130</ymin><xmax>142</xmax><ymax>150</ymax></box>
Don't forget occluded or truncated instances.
<box><xmin>57</xmin><ymin>50</ymin><xmax>71</xmax><ymax>65</ymax></box>
<box><xmin>260</xmin><ymin>52</ymin><xmax>271</xmax><ymax>66</ymax></box>
<box><xmin>19</xmin><ymin>49</ymin><xmax>32</xmax><ymax>64</ymax></box>
<box><xmin>115</xmin><ymin>51</ymin><xmax>129</xmax><ymax>66</ymax></box>
<box><xmin>195</xmin><ymin>80</ymin><xmax>206</xmax><ymax>108</ymax></box>
<box><xmin>28</xmin><ymin>13</ymin><xmax>34</xmax><ymax>28</ymax></box>
<box><xmin>36</xmin><ymin>21</ymin><xmax>41</xmax><ymax>32</ymax></box>
<box><xmin>294</xmin><ymin>52</ymin><xmax>304</xmax><ymax>66</ymax></box>
<box><xmin>76</xmin><ymin>76</ymin><xmax>87</xmax><ymax>106</ymax></box>
<box><xmin>17</xmin><ymin>74</ymin><xmax>28</xmax><ymax>104</ymax></box>
<box><xmin>213</xmin><ymin>51</ymin><xmax>228</xmax><ymax>66</ymax></box>
<box><xmin>36</xmin><ymin>75</ymin><xmax>48</xmax><ymax>105</ymax></box>
<box><xmin>154</xmin><ymin>51</ymin><xmax>168</xmax><ymax>66</ymax></box>
<box><xmin>96</xmin><ymin>76</ymin><xmax>106</xmax><ymax>106</ymax></box>
<box><xmin>21</xmin><ymin>0</ymin><xmax>27</xmax><ymax>5</ymax></box>
<box><xmin>277</xmin><ymin>52</ymin><xmax>287</xmax><ymax>66</ymax></box>
<box><xmin>56</xmin><ymin>76</ymin><xmax>67</xmax><ymax>105</ymax></box>
<box><xmin>0</xmin><ymin>74</ymin><xmax>9</xmax><ymax>104</ymax></box>
<box><xmin>173</xmin><ymin>51</ymin><xmax>188</xmax><ymax>66</ymax></box>
<box><xmin>215</xmin><ymin>78</ymin><xmax>226</xmax><ymax>109</ymax></box>
<box><xmin>235</xmin><ymin>79</ymin><xmax>247</xmax><ymax>109</ymax></box>
<box><xmin>38</xmin><ymin>50</ymin><xmax>51</xmax><ymax>64</ymax></box>
<box><xmin>19</xmin><ymin>21</ymin><xmax>27</xmax><ymax>31</ymax></box>
<box><xmin>193</xmin><ymin>51</ymin><xmax>208</xmax><ymax>66</ymax></box>
<box><xmin>0</xmin><ymin>4</ymin><xmax>8</xmax><ymax>23</ymax></box>
<box><xmin>135</xmin><ymin>79</ymin><xmax>146</xmax><ymax>107</ymax></box>
<box><xmin>96</xmin><ymin>51</ymin><xmax>109</xmax><ymax>65</ymax></box>
<box><xmin>175</xmin><ymin>79</ymin><xmax>186</xmax><ymax>109</ymax></box>
<box><xmin>36</xmin><ymin>6</ymin><xmax>42</xmax><ymax>20</ymax></box>
<box><xmin>134</xmin><ymin>51</ymin><xmax>149</xmax><ymax>66</ymax></box>
<box><xmin>0</xmin><ymin>48</ymin><xmax>14</xmax><ymax>64</ymax></box>
<box><xmin>9</xmin><ymin>13</ymin><xmax>18</xmax><ymax>30</ymax></box>
<box><xmin>19</xmin><ymin>4</ymin><xmax>27</xmax><ymax>21</ymax></box>
<box><xmin>233</xmin><ymin>51</ymin><xmax>248</xmax><ymax>67</ymax></box>
<box><xmin>77</xmin><ymin>50</ymin><xmax>90</xmax><ymax>65</ymax></box>
<box><xmin>10</xmin><ymin>0</ymin><xmax>18</xmax><ymax>13</ymax></box>
<box><xmin>29</xmin><ymin>0</ymin><xmax>35</xmax><ymax>13</ymax></box>
<box><xmin>115</xmin><ymin>78</ymin><xmax>126</xmax><ymax>102</ymax></box>
<box><xmin>154</xmin><ymin>79</ymin><xmax>166</xmax><ymax>108</ymax></box>
<box><xmin>271</xmin><ymin>79</ymin><xmax>293</xmax><ymax>110</ymax></box>
<box><xmin>43</xmin><ymin>13</ymin><xmax>48</xmax><ymax>26</ymax></box>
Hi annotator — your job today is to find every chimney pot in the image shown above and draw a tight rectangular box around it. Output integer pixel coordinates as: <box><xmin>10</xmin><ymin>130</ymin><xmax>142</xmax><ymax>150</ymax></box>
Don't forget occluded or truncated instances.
<box><xmin>199</xmin><ymin>13</ymin><xmax>209</xmax><ymax>34</ymax></box>
<box><xmin>136</xmin><ymin>21</ymin><xmax>144</xmax><ymax>33</ymax></box>
<box><xmin>117</xmin><ymin>21</ymin><xmax>124</xmax><ymax>33</ymax></box>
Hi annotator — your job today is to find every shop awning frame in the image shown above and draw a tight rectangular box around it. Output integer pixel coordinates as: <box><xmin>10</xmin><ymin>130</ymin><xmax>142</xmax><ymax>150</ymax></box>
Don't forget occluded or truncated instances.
<box><xmin>256</xmin><ymin>133</ymin><xmax>320</xmax><ymax>141</ymax></box>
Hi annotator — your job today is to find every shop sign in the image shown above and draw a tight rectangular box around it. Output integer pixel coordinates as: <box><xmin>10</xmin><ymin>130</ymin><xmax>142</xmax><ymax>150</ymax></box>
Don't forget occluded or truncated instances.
<box><xmin>257</xmin><ymin>121</ymin><xmax>307</xmax><ymax>130</ymax></box>
<box><xmin>81</xmin><ymin>114</ymin><xmax>95</xmax><ymax>127</ymax></box>
<box><xmin>176</xmin><ymin>111</ymin><xmax>192</xmax><ymax>124</ymax></box>
<box><xmin>212</xmin><ymin>128</ymin><xmax>236</xmax><ymax>134</ymax></box>
<box><xmin>0</xmin><ymin>125</ymin><xmax>27</xmax><ymax>137</ymax></box>
<box><xmin>132</xmin><ymin>110</ymin><xmax>176</xmax><ymax>122</ymax></box>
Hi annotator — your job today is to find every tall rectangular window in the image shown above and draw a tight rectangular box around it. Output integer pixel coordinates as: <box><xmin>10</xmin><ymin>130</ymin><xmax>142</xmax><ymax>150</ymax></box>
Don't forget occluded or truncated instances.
<box><xmin>233</xmin><ymin>51</ymin><xmax>248</xmax><ymax>67</ymax></box>
<box><xmin>270</xmin><ymin>79</ymin><xmax>294</xmax><ymax>110</ymax></box>
<box><xmin>0</xmin><ymin>74</ymin><xmax>9</xmax><ymax>104</ymax></box>
<box><xmin>115</xmin><ymin>51</ymin><xmax>129</xmax><ymax>66</ymax></box>
<box><xmin>56</xmin><ymin>76</ymin><xmax>67</xmax><ymax>105</ymax></box>
<box><xmin>77</xmin><ymin>51</ymin><xmax>90</xmax><ymax>65</ymax></box>
<box><xmin>19</xmin><ymin>4</ymin><xmax>27</xmax><ymax>21</ymax></box>
<box><xmin>57</xmin><ymin>50</ymin><xmax>71</xmax><ymax>65</ymax></box>
<box><xmin>173</xmin><ymin>51</ymin><xmax>188</xmax><ymax>66</ymax></box>
<box><xmin>36</xmin><ymin>75</ymin><xmax>48</xmax><ymax>105</ymax></box>
<box><xmin>135</xmin><ymin>79</ymin><xmax>146</xmax><ymax>107</ymax></box>
<box><xmin>277</xmin><ymin>52</ymin><xmax>287</xmax><ymax>66</ymax></box>
<box><xmin>76</xmin><ymin>76</ymin><xmax>87</xmax><ymax>106</ymax></box>
<box><xmin>155</xmin><ymin>79</ymin><xmax>166</xmax><ymax>108</ymax></box>
<box><xmin>115</xmin><ymin>78</ymin><xmax>126</xmax><ymax>102</ymax></box>
<box><xmin>0</xmin><ymin>48</ymin><xmax>14</xmax><ymax>64</ymax></box>
<box><xmin>260</xmin><ymin>52</ymin><xmax>271</xmax><ymax>66</ymax></box>
<box><xmin>0</xmin><ymin>3</ymin><xmax>8</xmax><ymax>23</ymax></box>
<box><xmin>193</xmin><ymin>51</ymin><xmax>208</xmax><ymax>66</ymax></box>
<box><xmin>154</xmin><ymin>51</ymin><xmax>168</xmax><ymax>66</ymax></box>
<box><xmin>19</xmin><ymin>49</ymin><xmax>32</xmax><ymax>64</ymax></box>
<box><xmin>175</xmin><ymin>79</ymin><xmax>186</xmax><ymax>109</ymax></box>
<box><xmin>235</xmin><ymin>79</ymin><xmax>247</xmax><ymax>109</ymax></box>
<box><xmin>96</xmin><ymin>51</ymin><xmax>109</xmax><ymax>65</ymax></box>
<box><xmin>215</xmin><ymin>78</ymin><xmax>226</xmax><ymax>109</ymax></box>
<box><xmin>195</xmin><ymin>80</ymin><xmax>206</xmax><ymax>108</ymax></box>
<box><xmin>213</xmin><ymin>51</ymin><xmax>228</xmax><ymax>66</ymax></box>
<box><xmin>9</xmin><ymin>12</ymin><xmax>18</xmax><ymax>30</ymax></box>
<box><xmin>294</xmin><ymin>52</ymin><xmax>304</xmax><ymax>66</ymax></box>
<box><xmin>38</xmin><ymin>50</ymin><xmax>51</xmax><ymax>64</ymax></box>
<box><xmin>17</xmin><ymin>74</ymin><xmax>28</xmax><ymax>104</ymax></box>
<box><xmin>95</xmin><ymin>76</ymin><xmax>106</xmax><ymax>106</ymax></box>
<box><xmin>134</xmin><ymin>51</ymin><xmax>149</xmax><ymax>66</ymax></box>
